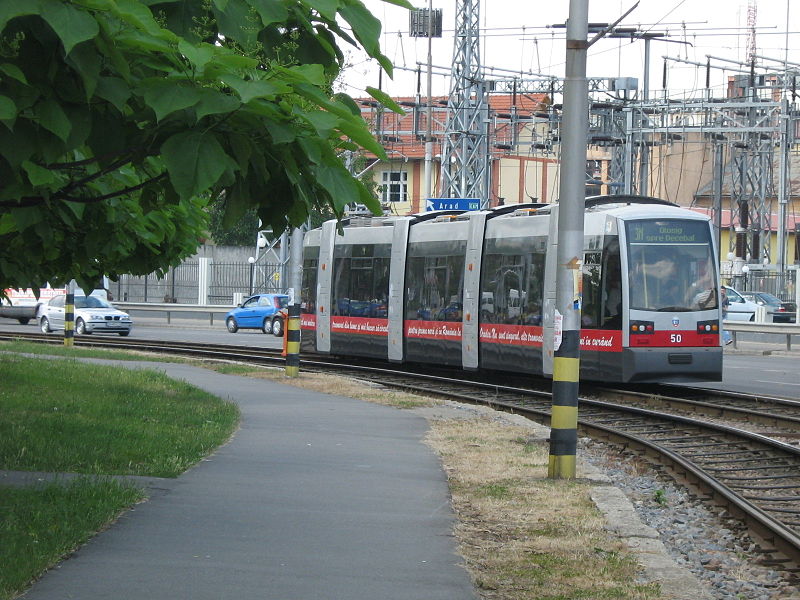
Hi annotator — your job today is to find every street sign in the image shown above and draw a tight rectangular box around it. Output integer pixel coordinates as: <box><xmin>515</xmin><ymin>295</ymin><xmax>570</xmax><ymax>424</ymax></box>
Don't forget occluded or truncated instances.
<box><xmin>425</xmin><ymin>198</ymin><xmax>481</xmax><ymax>211</ymax></box>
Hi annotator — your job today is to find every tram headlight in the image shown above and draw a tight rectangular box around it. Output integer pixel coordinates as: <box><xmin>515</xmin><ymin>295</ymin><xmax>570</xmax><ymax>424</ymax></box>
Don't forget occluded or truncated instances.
<box><xmin>630</xmin><ymin>320</ymin><xmax>654</xmax><ymax>334</ymax></box>
<box><xmin>696</xmin><ymin>320</ymin><xmax>719</xmax><ymax>333</ymax></box>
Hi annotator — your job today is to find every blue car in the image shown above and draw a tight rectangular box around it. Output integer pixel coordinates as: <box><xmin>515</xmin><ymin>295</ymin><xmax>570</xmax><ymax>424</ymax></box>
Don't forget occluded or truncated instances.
<box><xmin>225</xmin><ymin>294</ymin><xmax>289</xmax><ymax>336</ymax></box>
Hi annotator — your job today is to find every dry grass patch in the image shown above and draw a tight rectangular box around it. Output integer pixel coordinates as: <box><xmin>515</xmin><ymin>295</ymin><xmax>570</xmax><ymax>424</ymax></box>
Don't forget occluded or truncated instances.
<box><xmin>202</xmin><ymin>363</ymin><xmax>438</xmax><ymax>409</ymax></box>
<box><xmin>425</xmin><ymin>418</ymin><xmax>662</xmax><ymax>600</ymax></box>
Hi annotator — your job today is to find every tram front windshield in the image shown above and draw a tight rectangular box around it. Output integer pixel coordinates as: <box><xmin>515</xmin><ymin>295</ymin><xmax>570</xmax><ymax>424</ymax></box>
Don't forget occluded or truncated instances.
<box><xmin>626</xmin><ymin>219</ymin><xmax>717</xmax><ymax>312</ymax></box>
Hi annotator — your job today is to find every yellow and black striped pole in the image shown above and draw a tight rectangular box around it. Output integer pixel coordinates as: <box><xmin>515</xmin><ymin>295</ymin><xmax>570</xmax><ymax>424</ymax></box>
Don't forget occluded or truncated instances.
<box><xmin>284</xmin><ymin>304</ymin><xmax>300</xmax><ymax>377</ymax></box>
<box><xmin>548</xmin><ymin>0</ymin><xmax>588</xmax><ymax>480</ymax></box>
<box><xmin>64</xmin><ymin>283</ymin><xmax>75</xmax><ymax>348</ymax></box>
<box><xmin>549</xmin><ymin>330</ymin><xmax>579</xmax><ymax>478</ymax></box>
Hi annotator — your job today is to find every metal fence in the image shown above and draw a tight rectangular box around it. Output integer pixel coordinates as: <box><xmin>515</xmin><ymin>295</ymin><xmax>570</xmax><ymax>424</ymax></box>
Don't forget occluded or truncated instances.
<box><xmin>724</xmin><ymin>270</ymin><xmax>798</xmax><ymax>303</ymax></box>
<box><xmin>114</xmin><ymin>259</ymin><xmax>286</xmax><ymax>305</ymax></box>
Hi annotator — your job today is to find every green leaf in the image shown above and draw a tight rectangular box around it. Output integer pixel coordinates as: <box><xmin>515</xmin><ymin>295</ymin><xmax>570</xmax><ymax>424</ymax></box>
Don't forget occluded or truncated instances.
<box><xmin>0</xmin><ymin>4</ymin><xmax>39</xmax><ymax>33</ymax></box>
<box><xmin>356</xmin><ymin>178</ymin><xmax>382</xmax><ymax>215</ymax></box>
<box><xmin>296</xmin><ymin>108</ymin><xmax>339</xmax><ymax>137</ymax></box>
<box><xmin>194</xmin><ymin>88</ymin><xmax>241</xmax><ymax>121</ymax></box>
<box><xmin>0</xmin><ymin>63</ymin><xmax>27</xmax><ymax>85</ymax></box>
<box><xmin>212</xmin><ymin>0</ymin><xmax>256</xmax><ymax>45</ymax></box>
<box><xmin>22</xmin><ymin>160</ymin><xmax>57</xmax><ymax>187</ymax></box>
<box><xmin>112</xmin><ymin>0</ymin><xmax>177</xmax><ymax>42</ymax></box>
<box><xmin>0</xmin><ymin>214</ymin><xmax>16</xmax><ymax>236</ymax></box>
<box><xmin>366</xmin><ymin>86</ymin><xmax>406</xmax><ymax>114</ymax></box>
<box><xmin>220</xmin><ymin>75</ymin><xmax>288</xmax><ymax>104</ymax></box>
<box><xmin>336</xmin><ymin>116</ymin><xmax>386</xmax><ymax>159</ymax></box>
<box><xmin>95</xmin><ymin>77</ymin><xmax>131</xmax><ymax>112</ymax></box>
<box><xmin>140</xmin><ymin>80</ymin><xmax>202</xmax><ymax>121</ymax></box>
<box><xmin>39</xmin><ymin>0</ymin><xmax>100</xmax><ymax>55</ymax></box>
<box><xmin>282</xmin><ymin>64</ymin><xmax>326</xmax><ymax>86</ymax></box>
<box><xmin>38</xmin><ymin>99</ymin><xmax>72</xmax><ymax>142</ymax></box>
<box><xmin>67</xmin><ymin>43</ymin><xmax>102</xmax><ymax>99</ymax></box>
<box><xmin>0</xmin><ymin>95</ymin><xmax>16</xmax><ymax>120</ymax></box>
<box><xmin>161</xmin><ymin>130</ymin><xmax>231</xmax><ymax>200</ymax></box>
<box><xmin>206</xmin><ymin>53</ymin><xmax>260</xmax><ymax>71</ymax></box>
<box><xmin>178</xmin><ymin>40</ymin><xmax>217</xmax><ymax>71</ymax></box>
<box><xmin>338</xmin><ymin>3</ymin><xmax>382</xmax><ymax>58</ymax></box>
<box><xmin>62</xmin><ymin>201</ymin><xmax>86</xmax><ymax>220</ymax></box>
<box><xmin>306</xmin><ymin>0</ymin><xmax>339</xmax><ymax>20</ymax></box>
<box><xmin>332</xmin><ymin>92</ymin><xmax>361</xmax><ymax>117</ymax></box>
<box><xmin>245</xmin><ymin>0</ymin><xmax>288</xmax><ymax>25</ymax></box>
<box><xmin>314</xmin><ymin>161</ymin><xmax>359</xmax><ymax>210</ymax></box>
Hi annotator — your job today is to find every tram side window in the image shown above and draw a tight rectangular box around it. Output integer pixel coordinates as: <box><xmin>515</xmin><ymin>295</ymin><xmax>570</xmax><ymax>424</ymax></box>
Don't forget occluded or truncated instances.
<box><xmin>332</xmin><ymin>244</ymin><xmax>390</xmax><ymax>317</ymax></box>
<box><xmin>581</xmin><ymin>252</ymin><xmax>602</xmax><ymax>327</ymax></box>
<box><xmin>481</xmin><ymin>254</ymin><xmax>524</xmax><ymax>324</ymax></box>
<box><xmin>301</xmin><ymin>258</ymin><xmax>318</xmax><ymax>314</ymax></box>
<box><xmin>405</xmin><ymin>245</ymin><xmax>465</xmax><ymax>321</ymax></box>
<box><xmin>601</xmin><ymin>239</ymin><xmax>622</xmax><ymax>329</ymax></box>
<box><xmin>480</xmin><ymin>243</ymin><xmax>545</xmax><ymax>326</ymax></box>
<box><xmin>332</xmin><ymin>255</ymin><xmax>352</xmax><ymax>315</ymax></box>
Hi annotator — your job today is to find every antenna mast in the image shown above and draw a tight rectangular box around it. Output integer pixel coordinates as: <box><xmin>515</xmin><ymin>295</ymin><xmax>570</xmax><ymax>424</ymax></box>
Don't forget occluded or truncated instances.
<box><xmin>439</xmin><ymin>0</ymin><xmax>491</xmax><ymax>205</ymax></box>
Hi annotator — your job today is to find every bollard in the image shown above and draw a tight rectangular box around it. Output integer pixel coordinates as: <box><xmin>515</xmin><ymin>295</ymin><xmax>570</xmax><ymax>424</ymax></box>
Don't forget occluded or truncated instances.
<box><xmin>284</xmin><ymin>304</ymin><xmax>300</xmax><ymax>377</ymax></box>
<box><xmin>64</xmin><ymin>290</ymin><xmax>74</xmax><ymax>347</ymax></box>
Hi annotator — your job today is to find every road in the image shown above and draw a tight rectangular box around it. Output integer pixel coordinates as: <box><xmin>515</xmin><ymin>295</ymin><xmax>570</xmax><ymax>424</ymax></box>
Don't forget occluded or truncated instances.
<box><xmin>1</xmin><ymin>317</ymin><xmax>798</xmax><ymax>400</ymax></box>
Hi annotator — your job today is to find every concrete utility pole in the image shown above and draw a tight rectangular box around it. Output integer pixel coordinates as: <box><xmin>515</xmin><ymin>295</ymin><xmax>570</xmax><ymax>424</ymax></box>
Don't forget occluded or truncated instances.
<box><xmin>548</xmin><ymin>0</ymin><xmax>589</xmax><ymax>480</ymax></box>
<box><xmin>285</xmin><ymin>226</ymin><xmax>304</xmax><ymax>378</ymax></box>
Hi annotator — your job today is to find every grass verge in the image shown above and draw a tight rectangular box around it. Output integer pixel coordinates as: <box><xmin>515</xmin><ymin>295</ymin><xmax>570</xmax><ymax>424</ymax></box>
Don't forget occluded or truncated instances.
<box><xmin>0</xmin><ymin>478</ymin><xmax>144</xmax><ymax>600</ymax></box>
<box><xmin>0</xmin><ymin>353</ymin><xmax>239</xmax><ymax>600</ymax></box>
<box><xmin>0</xmin><ymin>353</ymin><xmax>238</xmax><ymax>477</ymax></box>
<box><xmin>0</xmin><ymin>339</ymin><xmax>183</xmax><ymax>362</ymax></box>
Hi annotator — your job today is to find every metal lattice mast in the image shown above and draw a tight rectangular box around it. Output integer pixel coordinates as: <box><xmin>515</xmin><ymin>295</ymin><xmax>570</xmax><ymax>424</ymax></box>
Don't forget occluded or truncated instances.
<box><xmin>439</xmin><ymin>0</ymin><xmax>490</xmax><ymax>205</ymax></box>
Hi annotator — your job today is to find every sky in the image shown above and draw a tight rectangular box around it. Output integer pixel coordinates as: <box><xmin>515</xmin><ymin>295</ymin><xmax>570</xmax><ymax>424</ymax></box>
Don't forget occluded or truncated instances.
<box><xmin>338</xmin><ymin>0</ymin><xmax>799</xmax><ymax>100</ymax></box>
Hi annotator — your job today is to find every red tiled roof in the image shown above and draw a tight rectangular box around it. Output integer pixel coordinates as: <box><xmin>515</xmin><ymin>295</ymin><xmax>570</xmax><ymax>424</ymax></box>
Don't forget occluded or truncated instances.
<box><xmin>357</xmin><ymin>93</ymin><xmax>550</xmax><ymax>160</ymax></box>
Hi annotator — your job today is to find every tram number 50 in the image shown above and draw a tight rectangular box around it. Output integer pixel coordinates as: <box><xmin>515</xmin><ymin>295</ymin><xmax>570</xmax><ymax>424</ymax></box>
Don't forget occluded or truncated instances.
<box><xmin>670</xmin><ymin>334</ymin><xmax>682</xmax><ymax>344</ymax></box>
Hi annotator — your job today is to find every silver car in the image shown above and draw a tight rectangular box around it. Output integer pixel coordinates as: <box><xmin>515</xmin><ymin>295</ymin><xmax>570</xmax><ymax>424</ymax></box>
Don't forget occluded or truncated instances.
<box><xmin>40</xmin><ymin>295</ymin><xmax>132</xmax><ymax>336</ymax></box>
<box><xmin>723</xmin><ymin>286</ymin><xmax>760</xmax><ymax>321</ymax></box>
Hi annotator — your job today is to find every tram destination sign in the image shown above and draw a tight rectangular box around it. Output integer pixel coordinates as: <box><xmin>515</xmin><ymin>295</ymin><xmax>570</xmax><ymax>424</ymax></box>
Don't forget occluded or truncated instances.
<box><xmin>628</xmin><ymin>220</ymin><xmax>707</xmax><ymax>244</ymax></box>
<box><xmin>426</xmin><ymin>198</ymin><xmax>481</xmax><ymax>212</ymax></box>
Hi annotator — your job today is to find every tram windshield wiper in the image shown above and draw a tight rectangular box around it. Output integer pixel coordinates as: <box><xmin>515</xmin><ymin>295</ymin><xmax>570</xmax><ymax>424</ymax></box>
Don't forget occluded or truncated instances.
<box><xmin>656</xmin><ymin>306</ymin><xmax>692</xmax><ymax>312</ymax></box>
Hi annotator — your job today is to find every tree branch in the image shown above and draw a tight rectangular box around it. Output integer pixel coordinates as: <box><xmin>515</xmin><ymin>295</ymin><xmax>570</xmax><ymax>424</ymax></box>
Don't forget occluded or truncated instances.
<box><xmin>0</xmin><ymin>173</ymin><xmax>169</xmax><ymax>209</ymax></box>
<box><xmin>60</xmin><ymin>172</ymin><xmax>169</xmax><ymax>203</ymax></box>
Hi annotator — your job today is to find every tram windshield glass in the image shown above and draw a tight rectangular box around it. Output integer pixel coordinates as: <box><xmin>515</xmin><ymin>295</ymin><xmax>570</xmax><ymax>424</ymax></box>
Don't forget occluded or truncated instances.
<box><xmin>626</xmin><ymin>219</ymin><xmax>717</xmax><ymax>312</ymax></box>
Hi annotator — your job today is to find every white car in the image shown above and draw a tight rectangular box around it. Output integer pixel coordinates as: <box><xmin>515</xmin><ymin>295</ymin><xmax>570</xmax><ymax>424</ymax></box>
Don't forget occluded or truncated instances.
<box><xmin>40</xmin><ymin>295</ymin><xmax>132</xmax><ymax>336</ymax></box>
<box><xmin>723</xmin><ymin>286</ymin><xmax>760</xmax><ymax>321</ymax></box>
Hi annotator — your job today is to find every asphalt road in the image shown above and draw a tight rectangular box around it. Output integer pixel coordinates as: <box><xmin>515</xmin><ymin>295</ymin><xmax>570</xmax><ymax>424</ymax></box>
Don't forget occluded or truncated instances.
<box><xmin>1</xmin><ymin>317</ymin><xmax>798</xmax><ymax>400</ymax></box>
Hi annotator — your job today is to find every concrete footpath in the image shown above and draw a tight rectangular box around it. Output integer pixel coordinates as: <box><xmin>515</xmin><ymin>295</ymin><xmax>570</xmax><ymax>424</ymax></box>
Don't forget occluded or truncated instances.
<box><xmin>13</xmin><ymin>361</ymin><xmax>477</xmax><ymax>600</ymax></box>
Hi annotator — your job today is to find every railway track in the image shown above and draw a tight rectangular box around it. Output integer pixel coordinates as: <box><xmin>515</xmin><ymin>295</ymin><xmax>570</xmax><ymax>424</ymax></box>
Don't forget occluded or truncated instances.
<box><xmin>3</xmin><ymin>330</ymin><xmax>800</xmax><ymax>570</ymax></box>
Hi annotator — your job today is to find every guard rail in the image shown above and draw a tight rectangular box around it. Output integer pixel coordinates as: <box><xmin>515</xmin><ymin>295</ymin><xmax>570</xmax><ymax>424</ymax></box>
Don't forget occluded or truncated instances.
<box><xmin>114</xmin><ymin>302</ymin><xmax>236</xmax><ymax>326</ymax></box>
<box><xmin>725</xmin><ymin>320</ymin><xmax>800</xmax><ymax>351</ymax></box>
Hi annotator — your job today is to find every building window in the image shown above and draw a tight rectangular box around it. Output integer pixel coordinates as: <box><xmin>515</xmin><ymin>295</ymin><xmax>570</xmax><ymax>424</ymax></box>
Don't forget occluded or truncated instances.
<box><xmin>381</xmin><ymin>171</ymin><xmax>408</xmax><ymax>203</ymax></box>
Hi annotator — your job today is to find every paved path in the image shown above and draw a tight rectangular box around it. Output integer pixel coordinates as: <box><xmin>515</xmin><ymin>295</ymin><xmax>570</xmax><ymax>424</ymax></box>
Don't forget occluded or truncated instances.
<box><xmin>17</xmin><ymin>362</ymin><xmax>476</xmax><ymax>600</ymax></box>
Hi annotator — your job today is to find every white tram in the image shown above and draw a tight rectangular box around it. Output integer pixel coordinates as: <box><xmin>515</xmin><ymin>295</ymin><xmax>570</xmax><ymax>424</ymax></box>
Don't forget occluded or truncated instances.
<box><xmin>299</xmin><ymin>196</ymin><xmax>724</xmax><ymax>383</ymax></box>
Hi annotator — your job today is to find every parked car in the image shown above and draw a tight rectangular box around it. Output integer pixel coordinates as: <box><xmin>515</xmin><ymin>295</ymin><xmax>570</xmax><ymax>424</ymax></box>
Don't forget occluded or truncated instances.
<box><xmin>741</xmin><ymin>291</ymin><xmax>796</xmax><ymax>323</ymax></box>
<box><xmin>40</xmin><ymin>295</ymin><xmax>132</xmax><ymax>336</ymax></box>
<box><xmin>225</xmin><ymin>293</ymin><xmax>288</xmax><ymax>336</ymax></box>
<box><xmin>723</xmin><ymin>286</ymin><xmax>761</xmax><ymax>321</ymax></box>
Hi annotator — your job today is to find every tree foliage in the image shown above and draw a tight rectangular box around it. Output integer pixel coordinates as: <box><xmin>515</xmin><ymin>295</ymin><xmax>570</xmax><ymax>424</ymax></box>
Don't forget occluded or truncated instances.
<box><xmin>0</xmin><ymin>0</ymin><xmax>409</xmax><ymax>292</ymax></box>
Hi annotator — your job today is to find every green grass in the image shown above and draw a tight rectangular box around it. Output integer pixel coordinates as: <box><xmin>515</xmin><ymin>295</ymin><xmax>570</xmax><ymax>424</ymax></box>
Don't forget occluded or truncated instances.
<box><xmin>0</xmin><ymin>353</ymin><xmax>239</xmax><ymax>477</ymax></box>
<box><xmin>0</xmin><ymin>353</ymin><xmax>239</xmax><ymax>599</ymax></box>
<box><xmin>0</xmin><ymin>339</ymin><xmax>183</xmax><ymax>362</ymax></box>
<box><xmin>0</xmin><ymin>478</ymin><xmax>144</xmax><ymax>600</ymax></box>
